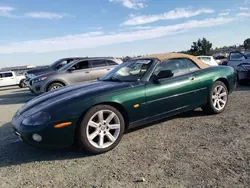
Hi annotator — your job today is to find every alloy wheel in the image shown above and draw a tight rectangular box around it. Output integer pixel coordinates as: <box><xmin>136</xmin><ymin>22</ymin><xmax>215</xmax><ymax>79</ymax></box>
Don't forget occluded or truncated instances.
<box><xmin>212</xmin><ymin>85</ymin><xmax>227</xmax><ymax>111</ymax></box>
<box><xmin>50</xmin><ymin>85</ymin><xmax>61</xmax><ymax>91</ymax></box>
<box><xmin>86</xmin><ymin>110</ymin><xmax>120</xmax><ymax>149</ymax></box>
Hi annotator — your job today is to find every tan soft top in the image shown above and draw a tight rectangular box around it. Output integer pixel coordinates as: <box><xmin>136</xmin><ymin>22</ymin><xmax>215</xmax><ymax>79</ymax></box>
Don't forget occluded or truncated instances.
<box><xmin>141</xmin><ymin>52</ymin><xmax>209</xmax><ymax>69</ymax></box>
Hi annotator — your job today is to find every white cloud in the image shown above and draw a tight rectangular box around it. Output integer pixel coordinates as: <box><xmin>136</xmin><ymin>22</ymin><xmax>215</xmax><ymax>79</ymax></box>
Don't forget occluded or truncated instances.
<box><xmin>237</xmin><ymin>12</ymin><xmax>250</xmax><ymax>17</ymax></box>
<box><xmin>0</xmin><ymin>6</ymin><xmax>14</xmax><ymax>12</ymax></box>
<box><xmin>240</xmin><ymin>7</ymin><xmax>249</xmax><ymax>10</ymax></box>
<box><xmin>0</xmin><ymin>16</ymin><xmax>235</xmax><ymax>54</ymax></box>
<box><xmin>219</xmin><ymin>12</ymin><xmax>229</xmax><ymax>16</ymax></box>
<box><xmin>109</xmin><ymin>0</ymin><xmax>145</xmax><ymax>9</ymax></box>
<box><xmin>25</xmin><ymin>12</ymin><xmax>70</xmax><ymax>19</ymax></box>
<box><xmin>122</xmin><ymin>7</ymin><xmax>214</xmax><ymax>26</ymax></box>
<box><xmin>0</xmin><ymin>6</ymin><xmax>17</xmax><ymax>18</ymax></box>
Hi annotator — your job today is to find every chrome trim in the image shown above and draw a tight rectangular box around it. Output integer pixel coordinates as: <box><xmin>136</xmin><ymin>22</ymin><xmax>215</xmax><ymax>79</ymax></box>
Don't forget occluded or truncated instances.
<box><xmin>131</xmin><ymin>105</ymin><xmax>189</xmax><ymax>124</ymax></box>
<box><xmin>147</xmin><ymin>87</ymin><xmax>207</xmax><ymax>104</ymax></box>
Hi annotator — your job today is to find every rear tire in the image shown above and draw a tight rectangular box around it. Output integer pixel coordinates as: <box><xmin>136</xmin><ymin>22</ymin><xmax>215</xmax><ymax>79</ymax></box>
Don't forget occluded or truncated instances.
<box><xmin>202</xmin><ymin>81</ymin><xmax>228</xmax><ymax>114</ymax></box>
<box><xmin>19</xmin><ymin>80</ymin><xmax>26</xmax><ymax>88</ymax></box>
<box><xmin>77</xmin><ymin>105</ymin><xmax>125</xmax><ymax>154</ymax></box>
<box><xmin>47</xmin><ymin>82</ymin><xmax>64</xmax><ymax>92</ymax></box>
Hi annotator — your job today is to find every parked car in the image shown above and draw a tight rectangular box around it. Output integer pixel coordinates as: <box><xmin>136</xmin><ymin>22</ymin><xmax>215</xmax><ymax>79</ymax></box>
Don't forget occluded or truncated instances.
<box><xmin>0</xmin><ymin>71</ymin><xmax>26</xmax><ymax>88</ymax></box>
<box><xmin>213</xmin><ymin>54</ymin><xmax>227</xmax><ymax>65</ymax></box>
<box><xmin>24</xmin><ymin>57</ymin><xmax>86</xmax><ymax>87</ymax></box>
<box><xmin>226</xmin><ymin>51</ymin><xmax>250</xmax><ymax>84</ymax></box>
<box><xmin>197</xmin><ymin>56</ymin><xmax>218</xmax><ymax>66</ymax></box>
<box><xmin>29</xmin><ymin>57</ymin><xmax>122</xmax><ymax>94</ymax></box>
<box><xmin>12</xmin><ymin>53</ymin><xmax>236</xmax><ymax>154</ymax></box>
<box><xmin>226</xmin><ymin>51</ymin><xmax>250</xmax><ymax>68</ymax></box>
<box><xmin>235</xmin><ymin>63</ymin><xmax>250</xmax><ymax>85</ymax></box>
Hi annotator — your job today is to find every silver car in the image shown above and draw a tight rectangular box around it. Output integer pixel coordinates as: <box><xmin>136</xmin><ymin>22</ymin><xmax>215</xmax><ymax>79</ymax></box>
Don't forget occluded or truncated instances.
<box><xmin>30</xmin><ymin>57</ymin><xmax>122</xmax><ymax>94</ymax></box>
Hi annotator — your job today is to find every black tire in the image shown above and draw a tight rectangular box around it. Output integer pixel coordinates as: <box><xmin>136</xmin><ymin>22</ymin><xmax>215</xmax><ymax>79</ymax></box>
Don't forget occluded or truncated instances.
<box><xmin>77</xmin><ymin>105</ymin><xmax>125</xmax><ymax>154</ymax></box>
<box><xmin>202</xmin><ymin>81</ymin><xmax>228</xmax><ymax>114</ymax></box>
<box><xmin>47</xmin><ymin>82</ymin><xmax>64</xmax><ymax>92</ymax></box>
<box><xmin>19</xmin><ymin>80</ymin><xmax>26</xmax><ymax>88</ymax></box>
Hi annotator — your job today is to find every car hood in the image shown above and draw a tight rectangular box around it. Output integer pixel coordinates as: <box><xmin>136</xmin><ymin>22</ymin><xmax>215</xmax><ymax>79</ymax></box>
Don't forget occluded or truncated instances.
<box><xmin>26</xmin><ymin>67</ymin><xmax>54</xmax><ymax>76</ymax></box>
<box><xmin>17</xmin><ymin>81</ymin><xmax>133</xmax><ymax>118</ymax></box>
<box><xmin>32</xmin><ymin>71</ymin><xmax>58</xmax><ymax>80</ymax></box>
<box><xmin>237</xmin><ymin>63</ymin><xmax>250</xmax><ymax>71</ymax></box>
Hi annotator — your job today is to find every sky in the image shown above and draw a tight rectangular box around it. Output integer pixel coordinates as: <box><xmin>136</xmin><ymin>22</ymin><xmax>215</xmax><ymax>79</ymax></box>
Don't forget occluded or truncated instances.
<box><xmin>0</xmin><ymin>0</ymin><xmax>249</xmax><ymax>68</ymax></box>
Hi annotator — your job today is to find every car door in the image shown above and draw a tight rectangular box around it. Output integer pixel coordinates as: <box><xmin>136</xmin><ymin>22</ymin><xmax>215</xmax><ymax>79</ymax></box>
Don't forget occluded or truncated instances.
<box><xmin>228</xmin><ymin>52</ymin><xmax>249</xmax><ymax>69</ymax></box>
<box><xmin>64</xmin><ymin>60</ymin><xmax>92</xmax><ymax>84</ymax></box>
<box><xmin>89</xmin><ymin>60</ymin><xmax>114</xmax><ymax>80</ymax></box>
<box><xmin>0</xmin><ymin>72</ymin><xmax>16</xmax><ymax>87</ymax></box>
<box><xmin>145</xmin><ymin>58</ymin><xmax>204</xmax><ymax>118</ymax></box>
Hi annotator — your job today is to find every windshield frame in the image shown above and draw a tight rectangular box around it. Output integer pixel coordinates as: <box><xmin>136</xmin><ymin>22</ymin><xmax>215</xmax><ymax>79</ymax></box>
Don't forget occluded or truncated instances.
<box><xmin>100</xmin><ymin>58</ymin><xmax>157</xmax><ymax>82</ymax></box>
<box><xmin>57</xmin><ymin>60</ymin><xmax>79</xmax><ymax>72</ymax></box>
<box><xmin>49</xmin><ymin>59</ymin><xmax>65</xmax><ymax>69</ymax></box>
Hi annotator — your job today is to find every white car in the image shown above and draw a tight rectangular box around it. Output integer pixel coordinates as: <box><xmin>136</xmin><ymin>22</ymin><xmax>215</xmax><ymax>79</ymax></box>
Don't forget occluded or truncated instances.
<box><xmin>0</xmin><ymin>71</ymin><xmax>26</xmax><ymax>88</ymax></box>
<box><xmin>197</xmin><ymin>56</ymin><xmax>219</xmax><ymax>66</ymax></box>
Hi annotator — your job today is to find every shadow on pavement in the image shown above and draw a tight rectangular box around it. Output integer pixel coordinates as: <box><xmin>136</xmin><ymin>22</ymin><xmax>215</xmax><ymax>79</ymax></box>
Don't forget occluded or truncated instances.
<box><xmin>0</xmin><ymin>122</ymin><xmax>92</xmax><ymax>168</ymax></box>
<box><xmin>235</xmin><ymin>85</ymin><xmax>250</xmax><ymax>91</ymax></box>
<box><xmin>0</xmin><ymin>110</ymin><xmax>208</xmax><ymax>168</ymax></box>
<box><xmin>0</xmin><ymin>86</ymin><xmax>23</xmax><ymax>92</ymax></box>
<box><xmin>127</xmin><ymin>108</ymin><xmax>207</xmax><ymax>133</ymax></box>
<box><xmin>0</xmin><ymin>92</ymin><xmax>35</xmax><ymax>105</ymax></box>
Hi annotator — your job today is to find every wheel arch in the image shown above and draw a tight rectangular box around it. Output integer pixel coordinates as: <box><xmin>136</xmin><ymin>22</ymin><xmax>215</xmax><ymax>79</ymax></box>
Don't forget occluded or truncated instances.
<box><xmin>19</xmin><ymin>78</ymin><xmax>25</xmax><ymax>84</ymax></box>
<box><xmin>74</xmin><ymin>101</ymin><xmax>130</xmax><ymax>141</ymax></box>
<box><xmin>215</xmin><ymin>78</ymin><xmax>230</xmax><ymax>92</ymax></box>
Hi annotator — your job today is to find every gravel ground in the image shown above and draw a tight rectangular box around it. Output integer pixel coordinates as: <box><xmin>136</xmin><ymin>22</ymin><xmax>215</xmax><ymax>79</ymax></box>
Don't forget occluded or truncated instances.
<box><xmin>0</xmin><ymin>85</ymin><xmax>250</xmax><ymax>188</ymax></box>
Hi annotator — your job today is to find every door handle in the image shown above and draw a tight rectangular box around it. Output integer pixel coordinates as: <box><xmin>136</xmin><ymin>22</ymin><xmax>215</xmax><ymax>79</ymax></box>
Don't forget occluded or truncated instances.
<box><xmin>106</xmin><ymin>69</ymin><xmax>111</xmax><ymax>71</ymax></box>
<box><xmin>189</xmin><ymin>77</ymin><xmax>196</xmax><ymax>81</ymax></box>
<box><xmin>85</xmin><ymin>71</ymin><xmax>89</xmax><ymax>73</ymax></box>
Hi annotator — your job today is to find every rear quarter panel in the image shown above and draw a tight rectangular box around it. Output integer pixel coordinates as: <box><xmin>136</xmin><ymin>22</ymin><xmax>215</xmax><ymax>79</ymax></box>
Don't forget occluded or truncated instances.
<box><xmin>196</xmin><ymin>66</ymin><xmax>235</xmax><ymax>94</ymax></box>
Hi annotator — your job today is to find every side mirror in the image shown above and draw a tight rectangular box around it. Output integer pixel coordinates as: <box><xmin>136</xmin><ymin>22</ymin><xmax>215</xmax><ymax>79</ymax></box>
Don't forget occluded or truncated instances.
<box><xmin>152</xmin><ymin>70</ymin><xmax>174</xmax><ymax>82</ymax></box>
<box><xmin>68</xmin><ymin>67</ymin><xmax>76</xmax><ymax>72</ymax></box>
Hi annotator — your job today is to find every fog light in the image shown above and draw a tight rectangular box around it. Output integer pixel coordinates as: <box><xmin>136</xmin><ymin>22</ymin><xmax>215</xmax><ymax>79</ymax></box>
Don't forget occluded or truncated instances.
<box><xmin>32</xmin><ymin>134</ymin><xmax>42</xmax><ymax>142</ymax></box>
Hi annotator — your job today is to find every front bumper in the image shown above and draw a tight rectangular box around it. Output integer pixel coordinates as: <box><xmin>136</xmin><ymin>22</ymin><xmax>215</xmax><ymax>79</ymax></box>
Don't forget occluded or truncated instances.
<box><xmin>11</xmin><ymin>113</ymin><xmax>76</xmax><ymax>149</ymax></box>
<box><xmin>30</xmin><ymin>81</ymin><xmax>46</xmax><ymax>94</ymax></box>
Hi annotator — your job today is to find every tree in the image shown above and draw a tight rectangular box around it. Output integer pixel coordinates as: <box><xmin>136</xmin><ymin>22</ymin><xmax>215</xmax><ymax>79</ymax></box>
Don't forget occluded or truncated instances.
<box><xmin>189</xmin><ymin>38</ymin><xmax>212</xmax><ymax>56</ymax></box>
<box><xmin>244</xmin><ymin>38</ymin><xmax>250</xmax><ymax>50</ymax></box>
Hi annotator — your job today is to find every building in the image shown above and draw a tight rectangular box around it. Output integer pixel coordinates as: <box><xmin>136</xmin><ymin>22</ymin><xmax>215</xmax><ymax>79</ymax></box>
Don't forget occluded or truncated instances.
<box><xmin>0</xmin><ymin>65</ymin><xmax>36</xmax><ymax>72</ymax></box>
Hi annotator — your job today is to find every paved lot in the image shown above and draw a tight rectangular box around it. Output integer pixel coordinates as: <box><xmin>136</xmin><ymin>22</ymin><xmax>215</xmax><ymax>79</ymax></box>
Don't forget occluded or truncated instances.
<box><xmin>0</xmin><ymin>85</ymin><xmax>250</xmax><ymax>188</ymax></box>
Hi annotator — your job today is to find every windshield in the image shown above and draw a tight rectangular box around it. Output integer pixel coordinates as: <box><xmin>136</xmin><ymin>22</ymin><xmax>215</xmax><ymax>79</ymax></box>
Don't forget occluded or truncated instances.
<box><xmin>101</xmin><ymin>59</ymin><xmax>153</xmax><ymax>82</ymax></box>
<box><xmin>50</xmin><ymin>59</ymin><xmax>76</xmax><ymax>70</ymax></box>
<box><xmin>57</xmin><ymin>61</ymin><xmax>76</xmax><ymax>72</ymax></box>
<box><xmin>197</xmin><ymin>56</ymin><xmax>211</xmax><ymax>63</ymax></box>
<box><xmin>49</xmin><ymin>59</ymin><xmax>63</xmax><ymax>68</ymax></box>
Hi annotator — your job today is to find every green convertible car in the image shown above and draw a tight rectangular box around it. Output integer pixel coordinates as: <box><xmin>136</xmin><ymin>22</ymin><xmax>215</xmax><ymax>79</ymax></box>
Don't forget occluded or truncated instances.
<box><xmin>12</xmin><ymin>53</ymin><xmax>236</xmax><ymax>154</ymax></box>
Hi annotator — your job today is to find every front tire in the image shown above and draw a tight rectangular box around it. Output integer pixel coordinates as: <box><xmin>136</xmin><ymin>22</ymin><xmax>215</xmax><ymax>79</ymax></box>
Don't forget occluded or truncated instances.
<box><xmin>202</xmin><ymin>81</ymin><xmax>228</xmax><ymax>114</ymax></box>
<box><xmin>77</xmin><ymin>105</ymin><xmax>125</xmax><ymax>154</ymax></box>
<box><xmin>47</xmin><ymin>82</ymin><xmax>64</xmax><ymax>92</ymax></box>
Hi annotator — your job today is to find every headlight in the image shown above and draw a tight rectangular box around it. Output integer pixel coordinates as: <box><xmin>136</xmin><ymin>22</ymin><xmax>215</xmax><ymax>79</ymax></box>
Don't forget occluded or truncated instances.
<box><xmin>33</xmin><ymin>76</ymin><xmax>47</xmax><ymax>83</ymax></box>
<box><xmin>22</xmin><ymin>112</ymin><xmax>51</xmax><ymax>126</ymax></box>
